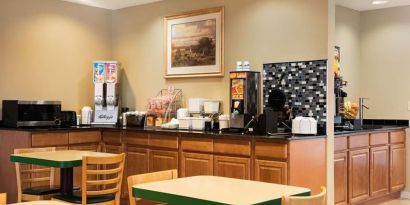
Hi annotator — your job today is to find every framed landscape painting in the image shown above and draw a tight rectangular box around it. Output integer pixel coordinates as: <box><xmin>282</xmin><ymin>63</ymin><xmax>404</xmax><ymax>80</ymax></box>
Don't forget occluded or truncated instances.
<box><xmin>164</xmin><ymin>7</ymin><xmax>224</xmax><ymax>78</ymax></box>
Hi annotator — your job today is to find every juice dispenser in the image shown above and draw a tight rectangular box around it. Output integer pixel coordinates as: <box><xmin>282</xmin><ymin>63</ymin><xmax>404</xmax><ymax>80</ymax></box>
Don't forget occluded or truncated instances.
<box><xmin>229</xmin><ymin>71</ymin><xmax>260</xmax><ymax>129</ymax></box>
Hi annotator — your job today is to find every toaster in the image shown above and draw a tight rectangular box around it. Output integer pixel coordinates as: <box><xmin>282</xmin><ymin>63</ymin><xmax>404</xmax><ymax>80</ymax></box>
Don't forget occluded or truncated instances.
<box><xmin>292</xmin><ymin>117</ymin><xmax>317</xmax><ymax>135</ymax></box>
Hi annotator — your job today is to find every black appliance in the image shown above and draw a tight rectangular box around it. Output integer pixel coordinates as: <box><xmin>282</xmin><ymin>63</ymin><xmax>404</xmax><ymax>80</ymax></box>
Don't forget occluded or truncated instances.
<box><xmin>229</xmin><ymin>71</ymin><xmax>260</xmax><ymax>129</ymax></box>
<box><xmin>60</xmin><ymin>111</ymin><xmax>77</xmax><ymax>127</ymax></box>
<box><xmin>2</xmin><ymin>100</ymin><xmax>62</xmax><ymax>127</ymax></box>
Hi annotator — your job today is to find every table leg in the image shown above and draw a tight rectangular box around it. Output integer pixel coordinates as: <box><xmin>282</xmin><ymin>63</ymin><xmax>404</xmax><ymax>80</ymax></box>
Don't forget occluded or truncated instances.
<box><xmin>60</xmin><ymin>167</ymin><xmax>74</xmax><ymax>195</ymax></box>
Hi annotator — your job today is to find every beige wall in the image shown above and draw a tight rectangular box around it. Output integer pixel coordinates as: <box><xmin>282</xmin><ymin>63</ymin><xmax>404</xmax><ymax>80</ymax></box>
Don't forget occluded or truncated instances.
<box><xmin>335</xmin><ymin>6</ymin><xmax>361</xmax><ymax>102</ymax></box>
<box><xmin>360</xmin><ymin>7</ymin><xmax>410</xmax><ymax>193</ymax></box>
<box><xmin>360</xmin><ymin>6</ymin><xmax>410</xmax><ymax>120</ymax></box>
<box><xmin>336</xmin><ymin>5</ymin><xmax>410</xmax><ymax>193</ymax></box>
<box><xmin>0</xmin><ymin>0</ymin><xmax>112</xmax><ymax>115</ymax></box>
<box><xmin>111</xmin><ymin>0</ymin><xmax>329</xmax><ymax>113</ymax></box>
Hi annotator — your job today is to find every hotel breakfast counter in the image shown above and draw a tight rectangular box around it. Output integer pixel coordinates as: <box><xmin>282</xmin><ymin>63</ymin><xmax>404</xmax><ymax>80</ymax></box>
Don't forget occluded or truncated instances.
<box><xmin>0</xmin><ymin>125</ymin><xmax>406</xmax><ymax>204</ymax></box>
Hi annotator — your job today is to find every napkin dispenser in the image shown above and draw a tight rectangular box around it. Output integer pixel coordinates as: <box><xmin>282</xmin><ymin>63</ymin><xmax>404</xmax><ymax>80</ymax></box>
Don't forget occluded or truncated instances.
<box><xmin>292</xmin><ymin>117</ymin><xmax>317</xmax><ymax>135</ymax></box>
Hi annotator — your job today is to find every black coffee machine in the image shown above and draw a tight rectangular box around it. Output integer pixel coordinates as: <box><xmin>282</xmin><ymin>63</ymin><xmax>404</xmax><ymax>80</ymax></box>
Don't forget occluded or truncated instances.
<box><xmin>257</xmin><ymin>70</ymin><xmax>292</xmax><ymax>135</ymax></box>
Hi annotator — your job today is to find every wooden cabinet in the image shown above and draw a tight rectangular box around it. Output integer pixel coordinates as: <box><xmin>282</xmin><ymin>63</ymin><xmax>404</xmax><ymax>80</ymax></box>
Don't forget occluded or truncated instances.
<box><xmin>390</xmin><ymin>144</ymin><xmax>405</xmax><ymax>192</ymax></box>
<box><xmin>348</xmin><ymin>148</ymin><xmax>370</xmax><ymax>204</ymax></box>
<box><xmin>31</xmin><ymin>132</ymin><xmax>68</xmax><ymax>147</ymax></box>
<box><xmin>335</xmin><ymin>130</ymin><xmax>407</xmax><ymax>205</ymax></box>
<box><xmin>370</xmin><ymin>146</ymin><xmax>389</xmax><ymax>197</ymax></box>
<box><xmin>214</xmin><ymin>155</ymin><xmax>250</xmax><ymax>180</ymax></box>
<box><xmin>126</xmin><ymin>147</ymin><xmax>149</xmax><ymax>176</ymax></box>
<box><xmin>254</xmin><ymin>159</ymin><xmax>287</xmax><ymax>184</ymax></box>
<box><xmin>149</xmin><ymin>149</ymin><xmax>178</xmax><ymax>172</ymax></box>
<box><xmin>180</xmin><ymin>152</ymin><xmax>213</xmax><ymax>177</ymax></box>
<box><xmin>334</xmin><ymin>152</ymin><xmax>348</xmax><ymax>205</ymax></box>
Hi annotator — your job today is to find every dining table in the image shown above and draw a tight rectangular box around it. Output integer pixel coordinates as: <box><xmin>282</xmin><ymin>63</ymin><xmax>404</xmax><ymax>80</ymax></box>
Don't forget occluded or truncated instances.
<box><xmin>10</xmin><ymin>150</ymin><xmax>116</xmax><ymax>195</ymax></box>
<box><xmin>132</xmin><ymin>175</ymin><xmax>311</xmax><ymax>205</ymax></box>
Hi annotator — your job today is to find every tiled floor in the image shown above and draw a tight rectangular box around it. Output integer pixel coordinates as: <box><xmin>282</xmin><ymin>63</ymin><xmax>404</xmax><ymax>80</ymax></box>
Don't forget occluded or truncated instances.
<box><xmin>381</xmin><ymin>199</ymin><xmax>410</xmax><ymax>205</ymax></box>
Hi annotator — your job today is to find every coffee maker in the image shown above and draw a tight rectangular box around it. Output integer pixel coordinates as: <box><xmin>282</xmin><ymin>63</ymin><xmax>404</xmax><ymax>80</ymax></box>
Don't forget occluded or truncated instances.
<box><xmin>92</xmin><ymin>61</ymin><xmax>120</xmax><ymax>125</ymax></box>
<box><xmin>229</xmin><ymin>71</ymin><xmax>260</xmax><ymax>129</ymax></box>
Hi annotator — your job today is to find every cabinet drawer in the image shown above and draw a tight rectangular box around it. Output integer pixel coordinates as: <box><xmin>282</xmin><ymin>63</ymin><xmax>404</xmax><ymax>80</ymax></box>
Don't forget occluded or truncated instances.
<box><xmin>335</xmin><ymin>136</ymin><xmax>347</xmax><ymax>152</ymax></box>
<box><xmin>69</xmin><ymin>131</ymin><xmax>101</xmax><ymax>144</ymax></box>
<box><xmin>125</xmin><ymin>132</ymin><xmax>148</xmax><ymax>146</ymax></box>
<box><xmin>370</xmin><ymin>132</ymin><xmax>388</xmax><ymax>146</ymax></box>
<box><xmin>31</xmin><ymin>132</ymin><xmax>68</xmax><ymax>147</ymax></box>
<box><xmin>149</xmin><ymin>134</ymin><xmax>178</xmax><ymax>149</ymax></box>
<box><xmin>255</xmin><ymin>141</ymin><xmax>287</xmax><ymax>159</ymax></box>
<box><xmin>349</xmin><ymin>134</ymin><xmax>369</xmax><ymax>149</ymax></box>
<box><xmin>214</xmin><ymin>139</ymin><xmax>251</xmax><ymax>156</ymax></box>
<box><xmin>390</xmin><ymin>130</ymin><xmax>405</xmax><ymax>144</ymax></box>
<box><xmin>181</xmin><ymin>137</ymin><xmax>213</xmax><ymax>153</ymax></box>
<box><xmin>102</xmin><ymin>131</ymin><xmax>122</xmax><ymax>144</ymax></box>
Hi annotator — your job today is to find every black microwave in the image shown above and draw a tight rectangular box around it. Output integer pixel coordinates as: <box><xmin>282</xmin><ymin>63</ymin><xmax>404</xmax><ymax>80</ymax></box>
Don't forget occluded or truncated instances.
<box><xmin>2</xmin><ymin>100</ymin><xmax>62</xmax><ymax>127</ymax></box>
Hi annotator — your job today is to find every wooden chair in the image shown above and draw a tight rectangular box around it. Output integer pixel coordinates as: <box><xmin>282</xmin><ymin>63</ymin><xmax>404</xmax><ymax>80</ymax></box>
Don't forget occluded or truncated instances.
<box><xmin>14</xmin><ymin>147</ymin><xmax>61</xmax><ymax>202</ymax></box>
<box><xmin>53</xmin><ymin>153</ymin><xmax>125</xmax><ymax>205</ymax></box>
<box><xmin>127</xmin><ymin>169</ymin><xmax>178</xmax><ymax>205</ymax></box>
<box><xmin>281</xmin><ymin>186</ymin><xmax>326</xmax><ymax>205</ymax></box>
<box><xmin>0</xmin><ymin>193</ymin><xmax>6</xmax><ymax>205</ymax></box>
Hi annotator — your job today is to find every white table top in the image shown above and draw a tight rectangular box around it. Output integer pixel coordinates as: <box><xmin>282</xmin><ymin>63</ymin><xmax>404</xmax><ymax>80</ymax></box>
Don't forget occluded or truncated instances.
<box><xmin>10</xmin><ymin>201</ymin><xmax>69</xmax><ymax>205</ymax></box>
<box><xmin>132</xmin><ymin>176</ymin><xmax>311</xmax><ymax>205</ymax></box>
<box><xmin>11</xmin><ymin>150</ymin><xmax>116</xmax><ymax>168</ymax></box>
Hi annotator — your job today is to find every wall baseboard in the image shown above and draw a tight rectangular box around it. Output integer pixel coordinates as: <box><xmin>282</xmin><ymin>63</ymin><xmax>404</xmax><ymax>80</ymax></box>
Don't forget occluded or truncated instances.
<box><xmin>401</xmin><ymin>191</ymin><xmax>410</xmax><ymax>199</ymax></box>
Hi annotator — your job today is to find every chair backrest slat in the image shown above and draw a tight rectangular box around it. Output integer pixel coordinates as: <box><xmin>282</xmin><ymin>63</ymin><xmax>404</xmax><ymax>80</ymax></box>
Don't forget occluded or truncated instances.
<box><xmin>282</xmin><ymin>187</ymin><xmax>326</xmax><ymax>205</ymax></box>
<box><xmin>87</xmin><ymin>167</ymin><xmax>122</xmax><ymax>175</ymax></box>
<box><xmin>22</xmin><ymin>177</ymin><xmax>51</xmax><ymax>183</ymax></box>
<box><xmin>14</xmin><ymin>147</ymin><xmax>56</xmax><ymax>203</ymax></box>
<box><xmin>86</xmin><ymin>177</ymin><xmax>121</xmax><ymax>186</ymax></box>
<box><xmin>81</xmin><ymin>153</ymin><xmax>125</xmax><ymax>205</ymax></box>
<box><xmin>127</xmin><ymin>169</ymin><xmax>178</xmax><ymax>205</ymax></box>
<box><xmin>0</xmin><ymin>193</ymin><xmax>6</xmax><ymax>205</ymax></box>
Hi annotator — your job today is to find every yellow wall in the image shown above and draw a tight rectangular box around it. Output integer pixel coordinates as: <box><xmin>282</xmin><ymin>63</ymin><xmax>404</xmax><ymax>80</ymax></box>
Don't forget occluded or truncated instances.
<box><xmin>335</xmin><ymin>6</ymin><xmax>361</xmax><ymax>102</ymax></box>
<box><xmin>111</xmin><ymin>0</ymin><xmax>329</xmax><ymax>113</ymax></box>
<box><xmin>0</xmin><ymin>0</ymin><xmax>112</xmax><ymax>114</ymax></box>
<box><xmin>360</xmin><ymin>6</ymin><xmax>410</xmax><ymax>120</ymax></box>
<box><xmin>336</xmin><ymin>5</ymin><xmax>410</xmax><ymax>193</ymax></box>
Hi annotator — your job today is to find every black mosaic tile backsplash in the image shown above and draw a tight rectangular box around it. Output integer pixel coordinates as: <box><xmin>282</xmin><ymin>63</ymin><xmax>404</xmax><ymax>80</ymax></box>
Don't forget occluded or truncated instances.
<box><xmin>263</xmin><ymin>60</ymin><xmax>327</xmax><ymax>125</ymax></box>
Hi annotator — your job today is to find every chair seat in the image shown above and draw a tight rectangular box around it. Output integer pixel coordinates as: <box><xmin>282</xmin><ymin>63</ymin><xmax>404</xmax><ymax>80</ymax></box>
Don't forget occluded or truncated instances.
<box><xmin>23</xmin><ymin>186</ymin><xmax>80</xmax><ymax>196</ymax></box>
<box><xmin>22</xmin><ymin>185</ymin><xmax>61</xmax><ymax>195</ymax></box>
<box><xmin>53</xmin><ymin>191</ymin><xmax>115</xmax><ymax>204</ymax></box>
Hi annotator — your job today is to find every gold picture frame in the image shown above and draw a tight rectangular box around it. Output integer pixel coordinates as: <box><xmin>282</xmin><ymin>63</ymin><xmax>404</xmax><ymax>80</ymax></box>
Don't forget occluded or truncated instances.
<box><xmin>164</xmin><ymin>7</ymin><xmax>224</xmax><ymax>78</ymax></box>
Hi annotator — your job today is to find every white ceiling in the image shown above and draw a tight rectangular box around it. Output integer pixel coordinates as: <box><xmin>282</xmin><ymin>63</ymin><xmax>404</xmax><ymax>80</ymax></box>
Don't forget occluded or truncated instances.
<box><xmin>61</xmin><ymin>0</ymin><xmax>163</xmax><ymax>10</ymax></box>
<box><xmin>336</xmin><ymin>0</ymin><xmax>410</xmax><ymax>11</ymax></box>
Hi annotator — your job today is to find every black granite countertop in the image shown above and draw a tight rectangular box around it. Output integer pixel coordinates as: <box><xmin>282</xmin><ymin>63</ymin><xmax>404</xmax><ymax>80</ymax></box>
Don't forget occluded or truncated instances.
<box><xmin>1</xmin><ymin>124</ymin><xmax>407</xmax><ymax>140</ymax></box>
<box><xmin>334</xmin><ymin>125</ymin><xmax>408</xmax><ymax>136</ymax></box>
<box><xmin>0</xmin><ymin>125</ymin><xmax>327</xmax><ymax>141</ymax></box>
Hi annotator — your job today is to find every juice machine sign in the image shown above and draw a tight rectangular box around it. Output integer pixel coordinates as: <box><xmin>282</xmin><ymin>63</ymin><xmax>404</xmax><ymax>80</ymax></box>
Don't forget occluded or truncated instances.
<box><xmin>231</xmin><ymin>79</ymin><xmax>244</xmax><ymax>100</ymax></box>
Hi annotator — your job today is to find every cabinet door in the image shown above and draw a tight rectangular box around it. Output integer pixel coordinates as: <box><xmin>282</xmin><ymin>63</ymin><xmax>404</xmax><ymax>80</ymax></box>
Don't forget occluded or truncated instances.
<box><xmin>370</xmin><ymin>146</ymin><xmax>389</xmax><ymax>197</ymax></box>
<box><xmin>104</xmin><ymin>144</ymin><xmax>123</xmax><ymax>154</ymax></box>
<box><xmin>334</xmin><ymin>152</ymin><xmax>348</xmax><ymax>205</ymax></box>
<box><xmin>390</xmin><ymin>144</ymin><xmax>406</xmax><ymax>192</ymax></box>
<box><xmin>349</xmin><ymin>148</ymin><xmax>370</xmax><ymax>204</ymax></box>
<box><xmin>214</xmin><ymin>155</ymin><xmax>250</xmax><ymax>180</ymax></box>
<box><xmin>69</xmin><ymin>144</ymin><xmax>100</xmax><ymax>188</ymax></box>
<box><xmin>126</xmin><ymin>147</ymin><xmax>149</xmax><ymax>197</ymax></box>
<box><xmin>255</xmin><ymin>160</ymin><xmax>287</xmax><ymax>184</ymax></box>
<box><xmin>149</xmin><ymin>150</ymin><xmax>178</xmax><ymax>172</ymax></box>
<box><xmin>181</xmin><ymin>152</ymin><xmax>213</xmax><ymax>177</ymax></box>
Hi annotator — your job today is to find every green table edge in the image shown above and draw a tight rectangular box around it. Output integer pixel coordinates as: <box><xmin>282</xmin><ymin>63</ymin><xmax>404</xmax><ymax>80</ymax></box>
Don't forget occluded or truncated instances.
<box><xmin>10</xmin><ymin>155</ymin><xmax>82</xmax><ymax>168</ymax></box>
<box><xmin>133</xmin><ymin>186</ymin><xmax>310</xmax><ymax>205</ymax></box>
